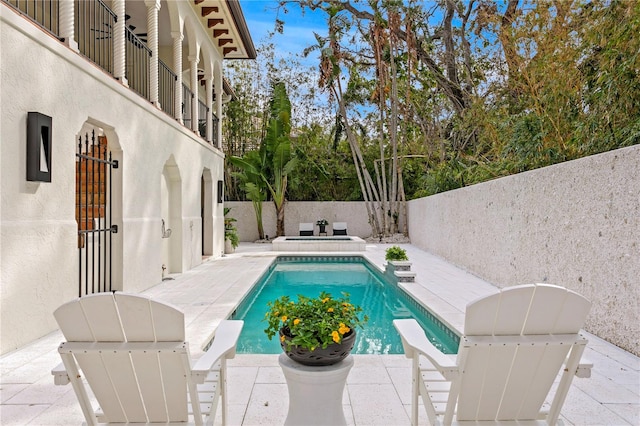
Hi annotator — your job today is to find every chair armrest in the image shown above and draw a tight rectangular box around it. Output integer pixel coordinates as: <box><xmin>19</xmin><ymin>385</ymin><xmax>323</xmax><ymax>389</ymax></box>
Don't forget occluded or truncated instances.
<box><xmin>192</xmin><ymin>320</ymin><xmax>243</xmax><ymax>383</ymax></box>
<box><xmin>51</xmin><ymin>362</ymin><xmax>70</xmax><ymax>385</ymax></box>
<box><xmin>393</xmin><ymin>319</ymin><xmax>458</xmax><ymax>378</ymax></box>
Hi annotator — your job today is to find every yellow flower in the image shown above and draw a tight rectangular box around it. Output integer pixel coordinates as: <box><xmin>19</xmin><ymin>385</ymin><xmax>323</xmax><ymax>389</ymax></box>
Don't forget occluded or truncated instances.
<box><xmin>339</xmin><ymin>323</ymin><xmax>351</xmax><ymax>335</ymax></box>
<box><xmin>322</xmin><ymin>297</ymin><xmax>330</xmax><ymax>303</ymax></box>
<box><xmin>332</xmin><ymin>331</ymin><xmax>341</xmax><ymax>343</ymax></box>
<box><xmin>327</xmin><ymin>307</ymin><xmax>334</xmax><ymax>312</ymax></box>
<box><xmin>281</xmin><ymin>315</ymin><xmax>287</xmax><ymax>322</ymax></box>
<box><xmin>280</xmin><ymin>335</ymin><xmax>285</xmax><ymax>342</ymax></box>
<box><xmin>293</xmin><ymin>318</ymin><xmax>301</xmax><ymax>326</ymax></box>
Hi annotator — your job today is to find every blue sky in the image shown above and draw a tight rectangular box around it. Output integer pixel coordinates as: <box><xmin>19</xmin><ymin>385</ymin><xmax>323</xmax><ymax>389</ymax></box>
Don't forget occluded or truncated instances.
<box><xmin>240</xmin><ymin>0</ymin><xmax>327</xmax><ymax>61</ymax></box>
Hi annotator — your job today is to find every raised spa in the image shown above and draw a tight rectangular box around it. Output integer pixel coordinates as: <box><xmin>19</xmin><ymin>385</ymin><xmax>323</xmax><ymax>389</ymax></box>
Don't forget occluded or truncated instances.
<box><xmin>272</xmin><ymin>236</ymin><xmax>366</xmax><ymax>251</ymax></box>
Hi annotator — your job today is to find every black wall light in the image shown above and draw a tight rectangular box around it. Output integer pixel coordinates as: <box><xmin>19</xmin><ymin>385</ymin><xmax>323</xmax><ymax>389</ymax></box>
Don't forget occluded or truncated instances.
<box><xmin>217</xmin><ymin>180</ymin><xmax>223</xmax><ymax>203</ymax></box>
<box><xmin>27</xmin><ymin>112</ymin><xmax>52</xmax><ymax>182</ymax></box>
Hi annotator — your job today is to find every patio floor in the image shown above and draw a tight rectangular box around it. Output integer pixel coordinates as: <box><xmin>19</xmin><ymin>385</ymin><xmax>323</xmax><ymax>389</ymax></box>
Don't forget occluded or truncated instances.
<box><xmin>1</xmin><ymin>243</ymin><xmax>638</xmax><ymax>425</ymax></box>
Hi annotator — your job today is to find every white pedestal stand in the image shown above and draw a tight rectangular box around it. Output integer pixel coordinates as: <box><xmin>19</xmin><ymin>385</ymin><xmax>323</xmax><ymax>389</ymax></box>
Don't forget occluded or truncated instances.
<box><xmin>279</xmin><ymin>353</ymin><xmax>354</xmax><ymax>426</ymax></box>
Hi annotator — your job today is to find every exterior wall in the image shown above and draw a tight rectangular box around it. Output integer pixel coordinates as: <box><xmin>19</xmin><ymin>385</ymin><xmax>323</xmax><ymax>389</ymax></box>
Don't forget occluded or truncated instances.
<box><xmin>0</xmin><ymin>12</ymin><xmax>225</xmax><ymax>353</ymax></box>
<box><xmin>407</xmin><ymin>145</ymin><xmax>640</xmax><ymax>356</ymax></box>
<box><xmin>225</xmin><ymin>201</ymin><xmax>374</xmax><ymax>241</ymax></box>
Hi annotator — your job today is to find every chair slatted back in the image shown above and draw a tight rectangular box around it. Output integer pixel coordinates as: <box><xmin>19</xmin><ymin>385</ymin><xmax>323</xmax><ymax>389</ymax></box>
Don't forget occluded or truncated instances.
<box><xmin>456</xmin><ymin>284</ymin><xmax>591</xmax><ymax>421</ymax></box>
<box><xmin>54</xmin><ymin>293</ymin><xmax>190</xmax><ymax>423</ymax></box>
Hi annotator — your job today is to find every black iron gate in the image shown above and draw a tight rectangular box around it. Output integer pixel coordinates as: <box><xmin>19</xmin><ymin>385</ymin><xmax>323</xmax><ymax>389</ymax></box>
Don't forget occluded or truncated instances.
<box><xmin>76</xmin><ymin>131</ymin><xmax>118</xmax><ymax>297</ymax></box>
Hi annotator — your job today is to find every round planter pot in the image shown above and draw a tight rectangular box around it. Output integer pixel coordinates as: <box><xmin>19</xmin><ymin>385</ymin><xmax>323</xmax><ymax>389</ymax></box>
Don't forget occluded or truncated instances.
<box><xmin>280</xmin><ymin>328</ymin><xmax>356</xmax><ymax>366</ymax></box>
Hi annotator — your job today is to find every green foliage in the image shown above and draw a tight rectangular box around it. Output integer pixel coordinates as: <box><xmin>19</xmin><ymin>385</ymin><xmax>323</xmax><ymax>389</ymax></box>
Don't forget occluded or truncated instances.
<box><xmin>385</xmin><ymin>246</ymin><xmax>408</xmax><ymax>261</ymax></box>
<box><xmin>263</xmin><ymin>292</ymin><xmax>368</xmax><ymax>351</ymax></box>
<box><xmin>226</xmin><ymin>0</ymin><xmax>639</xmax><ymax>203</ymax></box>
<box><xmin>224</xmin><ymin>208</ymin><xmax>239</xmax><ymax>249</ymax></box>
<box><xmin>230</xmin><ymin>81</ymin><xmax>297</xmax><ymax>236</ymax></box>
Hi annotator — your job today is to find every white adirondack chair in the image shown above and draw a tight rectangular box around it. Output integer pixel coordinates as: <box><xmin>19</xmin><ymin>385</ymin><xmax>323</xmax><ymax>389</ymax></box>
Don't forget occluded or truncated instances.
<box><xmin>51</xmin><ymin>292</ymin><xmax>243</xmax><ymax>425</ymax></box>
<box><xmin>394</xmin><ymin>284</ymin><xmax>592</xmax><ymax>426</ymax></box>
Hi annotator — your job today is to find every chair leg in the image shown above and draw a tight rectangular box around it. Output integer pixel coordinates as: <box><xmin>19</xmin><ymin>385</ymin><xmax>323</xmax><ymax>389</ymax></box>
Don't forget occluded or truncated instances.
<box><xmin>411</xmin><ymin>356</ymin><xmax>420</xmax><ymax>426</ymax></box>
<box><xmin>60</xmin><ymin>354</ymin><xmax>99</xmax><ymax>426</ymax></box>
<box><xmin>220</xmin><ymin>358</ymin><xmax>228</xmax><ymax>426</ymax></box>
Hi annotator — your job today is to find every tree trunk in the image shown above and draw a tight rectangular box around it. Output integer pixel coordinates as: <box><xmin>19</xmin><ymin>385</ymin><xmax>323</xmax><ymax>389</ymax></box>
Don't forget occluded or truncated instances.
<box><xmin>275</xmin><ymin>200</ymin><xmax>285</xmax><ymax>236</ymax></box>
<box><xmin>252</xmin><ymin>200</ymin><xmax>264</xmax><ymax>240</ymax></box>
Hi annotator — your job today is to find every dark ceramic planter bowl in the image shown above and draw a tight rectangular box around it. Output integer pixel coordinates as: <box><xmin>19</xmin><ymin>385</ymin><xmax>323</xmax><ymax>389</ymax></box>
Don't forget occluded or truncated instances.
<box><xmin>279</xmin><ymin>328</ymin><xmax>356</xmax><ymax>366</ymax></box>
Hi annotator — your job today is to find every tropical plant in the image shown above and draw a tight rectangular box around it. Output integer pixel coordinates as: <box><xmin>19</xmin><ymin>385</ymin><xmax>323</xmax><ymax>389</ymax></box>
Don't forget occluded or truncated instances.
<box><xmin>385</xmin><ymin>246</ymin><xmax>408</xmax><ymax>262</ymax></box>
<box><xmin>229</xmin><ymin>151</ymin><xmax>267</xmax><ymax>239</ymax></box>
<box><xmin>264</xmin><ymin>292</ymin><xmax>368</xmax><ymax>351</ymax></box>
<box><xmin>224</xmin><ymin>207</ymin><xmax>239</xmax><ymax>249</ymax></box>
<box><xmin>316</xmin><ymin>219</ymin><xmax>329</xmax><ymax>226</ymax></box>
<box><xmin>230</xmin><ymin>81</ymin><xmax>297</xmax><ymax>236</ymax></box>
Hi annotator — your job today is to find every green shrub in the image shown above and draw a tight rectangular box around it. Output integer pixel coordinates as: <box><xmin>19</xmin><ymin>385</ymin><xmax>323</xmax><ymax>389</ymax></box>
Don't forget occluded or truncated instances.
<box><xmin>385</xmin><ymin>246</ymin><xmax>408</xmax><ymax>261</ymax></box>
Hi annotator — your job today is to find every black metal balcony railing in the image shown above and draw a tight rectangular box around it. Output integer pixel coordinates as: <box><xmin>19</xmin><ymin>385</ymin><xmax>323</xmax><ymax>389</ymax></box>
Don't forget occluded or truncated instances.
<box><xmin>75</xmin><ymin>0</ymin><xmax>114</xmax><ymax>74</ymax></box>
<box><xmin>4</xmin><ymin>0</ymin><xmax>59</xmax><ymax>36</ymax></box>
<box><xmin>182</xmin><ymin>83</ymin><xmax>193</xmax><ymax>128</ymax></box>
<box><xmin>125</xmin><ymin>27</ymin><xmax>151</xmax><ymax>99</ymax></box>
<box><xmin>159</xmin><ymin>59</ymin><xmax>176</xmax><ymax>117</ymax></box>
<box><xmin>198</xmin><ymin>99</ymin><xmax>208</xmax><ymax>138</ymax></box>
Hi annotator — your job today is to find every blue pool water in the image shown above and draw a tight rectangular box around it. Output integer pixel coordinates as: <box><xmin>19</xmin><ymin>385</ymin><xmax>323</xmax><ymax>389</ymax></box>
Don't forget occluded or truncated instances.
<box><xmin>230</xmin><ymin>256</ymin><xmax>460</xmax><ymax>355</ymax></box>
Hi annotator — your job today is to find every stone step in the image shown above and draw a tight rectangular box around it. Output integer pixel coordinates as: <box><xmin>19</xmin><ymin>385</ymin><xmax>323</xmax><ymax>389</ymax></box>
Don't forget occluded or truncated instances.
<box><xmin>394</xmin><ymin>271</ymin><xmax>416</xmax><ymax>283</ymax></box>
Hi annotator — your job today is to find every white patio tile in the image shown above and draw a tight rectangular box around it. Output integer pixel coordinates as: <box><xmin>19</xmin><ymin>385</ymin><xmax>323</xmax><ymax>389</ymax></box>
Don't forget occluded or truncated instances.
<box><xmin>561</xmin><ymin>386</ymin><xmax>631</xmax><ymax>425</ymax></box>
<box><xmin>348</xmin><ymin>383</ymin><xmax>409</xmax><ymax>425</ymax></box>
<box><xmin>0</xmin><ymin>383</ymin><xmax>28</xmax><ymax>403</ymax></box>
<box><xmin>24</xmin><ymin>388</ymin><xmax>85</xmax><ymax>425</ymax></box>
<box><xmin>603</xmin><ymin>402</ymin><xmax>640</xmax><ymax>425</ymax></box>
<box><xmin>241</xmin><ymin>383</ymin><xmax>288</xmax><ymax>426</ymax></box>
<box><xmin>227</xmin><ymin>366</ymin><xmax>259</xmax><ymax>407</ymax></box>
<box><xmin>254</xmin><ymin>365</ymin><xmax>285</xmax><ymax>384</ymax></box>
<box><xmin>573</xmin><ymin>370</ymin><xmax>639</xmax><ymax>404</ymax></box>
<box><xmin>0</xmin><ymin>403</ymin><xmax>50</xmax><ymax>425</ymax></box>
<box><xmin>348</xmin><ymin>356</ymin><xmax>391</xmax><ymax>384</ymax></box>
<box><xmin>387</xmin><ymin>367</ymin><xmax>413</xmax><ymax>405</ymax></box>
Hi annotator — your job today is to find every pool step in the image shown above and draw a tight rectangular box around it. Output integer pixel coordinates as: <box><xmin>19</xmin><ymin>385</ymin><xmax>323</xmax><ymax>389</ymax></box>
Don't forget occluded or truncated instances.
<box><xmin>385</xmin><ymin>261</ymin><xmax>416</xmax><ymax>283</ymax></box>
<box><xmin>394</xmin><ymin>270</ymin><xmax>416</xmax><ymax>283</ymax></box>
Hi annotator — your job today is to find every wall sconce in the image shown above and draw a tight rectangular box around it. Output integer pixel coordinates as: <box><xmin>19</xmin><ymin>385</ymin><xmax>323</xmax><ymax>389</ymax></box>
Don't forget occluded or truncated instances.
<box><xmin>27</xmin><ymin>112</ymin><xmax>52</xmax><ymax>182</ymax></box>
<box><xmin>217</xmin><ymin>180</ymin><xmax>223</xmax><ymax>203</ymax></box>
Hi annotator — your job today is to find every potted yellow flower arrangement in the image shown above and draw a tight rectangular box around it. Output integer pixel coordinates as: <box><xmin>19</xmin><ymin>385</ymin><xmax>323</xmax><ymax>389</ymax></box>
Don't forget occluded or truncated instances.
<box><xmin>264</xmin><ymin>291</ymin><xmax>368</xmax><ymax>366</ymax></box>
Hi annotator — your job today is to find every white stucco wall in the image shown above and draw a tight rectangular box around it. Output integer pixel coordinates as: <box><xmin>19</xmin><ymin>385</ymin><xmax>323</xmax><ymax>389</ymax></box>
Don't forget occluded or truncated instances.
<box><xmin>225</xmin><ymin>201</ymin><xmax>374</xmax><ymax>241</ymax></box>
<box><xmin>0</xmin><ymin>11</ymin><xmax>225</xmax><ymax>353</ymax></box>
<box><xmin>407</xmin><ymin>145</ymin><xmax>640</xmax><ymax>356</ymax></box>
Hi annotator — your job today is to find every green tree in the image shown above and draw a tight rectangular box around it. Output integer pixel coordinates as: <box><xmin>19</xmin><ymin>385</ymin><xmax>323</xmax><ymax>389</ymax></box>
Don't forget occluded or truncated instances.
<box><xmin>231</xmin><ymin>81</ymin><xmax>297</xmax><ymax>237</ymax></box>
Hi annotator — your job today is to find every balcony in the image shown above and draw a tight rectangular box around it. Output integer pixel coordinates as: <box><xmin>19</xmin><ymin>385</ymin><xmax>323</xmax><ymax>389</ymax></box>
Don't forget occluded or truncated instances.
<box><xmin>2</xmin><ymin>0</ymin><xmax>224</xmax><ymax>147</ymax></box>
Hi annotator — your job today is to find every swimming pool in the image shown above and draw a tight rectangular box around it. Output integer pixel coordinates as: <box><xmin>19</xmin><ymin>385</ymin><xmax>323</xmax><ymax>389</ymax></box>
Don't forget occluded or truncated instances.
<box><xmin>230</xmin><ymin>256</ymin><xmax>460</xmax><ymax>355</ymax></box>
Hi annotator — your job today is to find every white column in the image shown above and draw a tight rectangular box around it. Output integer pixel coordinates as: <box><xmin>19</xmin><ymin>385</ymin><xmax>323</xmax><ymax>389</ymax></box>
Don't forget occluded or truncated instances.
<box><xmin>214</xmin><ymin>70</ymin><xmax>223</xmax><ymax>149</ymax></box>
<box><xmin>205</xmin><ymin>75</ymin><xmax>213</xmax><ymax>143</ymax></box>
<box><xmin>189</xmin><ymin>55</ymin><xmax>199</xmax><ymax>133</ymax></box>
<box><xmin>113</xmin><ymin>0</ymin><xmax>127</xmax><ymax>86</ymax></box>
<box><xmin>145</xmin><ymin>0</ymin><xmax>161</xmax><ymax>108</ymax></box>
<box><xmin>59</xmin><ymin>0</ymin><xmax>78</xmax><ymax>52</ymax></box>
<box><xmin>172</xmin><ymin>31</ymin><xmax>183</xmax><ymax>124</ymax></box>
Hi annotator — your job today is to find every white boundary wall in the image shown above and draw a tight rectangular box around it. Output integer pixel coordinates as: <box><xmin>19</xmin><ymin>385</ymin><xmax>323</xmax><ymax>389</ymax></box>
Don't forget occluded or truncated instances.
<box><xmin>408</xmin><ymin>145</ymin><xmax>639</xmax><ymax>356</ymax></box>
<box><xmin>225</xmin><ymin>201</ymin><xmax>374</xmax><ymax>241</ymax></box>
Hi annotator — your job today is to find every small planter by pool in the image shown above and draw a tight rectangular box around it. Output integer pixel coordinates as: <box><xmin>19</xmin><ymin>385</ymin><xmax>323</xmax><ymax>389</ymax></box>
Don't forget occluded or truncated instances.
<box><xmin>272</xmin><ymin>236</ymin><xmax>366</xmax><ymax>252</ymax></box>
